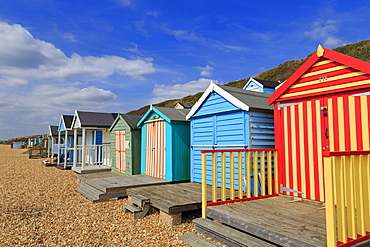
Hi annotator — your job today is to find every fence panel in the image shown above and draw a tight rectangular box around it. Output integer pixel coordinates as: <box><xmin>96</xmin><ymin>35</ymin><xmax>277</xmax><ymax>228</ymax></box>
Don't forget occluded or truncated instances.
<box><xmin>201</xmin><ymin>149</ymin><xmax>278</xmax><ymax>218</ymax></box>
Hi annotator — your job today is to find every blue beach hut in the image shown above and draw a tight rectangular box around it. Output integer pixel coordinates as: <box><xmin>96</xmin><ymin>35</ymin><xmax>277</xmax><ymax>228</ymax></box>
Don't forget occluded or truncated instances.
<box><xmin>243</xmin><ymin>77</ymin><xmax>280</xmax><ymax>94</ymax></box>
<box><xmin>137</xmin><ymin>106</ymin><xmax>190</xmax><ymax>182</ymax></box>
<box><xmin>186</xmin><ymin>83</ymin><xmax>275</xmax><ymax>188</ymax></box>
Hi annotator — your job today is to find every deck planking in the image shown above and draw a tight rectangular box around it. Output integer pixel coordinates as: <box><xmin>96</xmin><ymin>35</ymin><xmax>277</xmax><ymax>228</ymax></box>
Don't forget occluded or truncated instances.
<box><xmin>85</xmin><ymin>174</ymin><xmax>171</xmax><ymax>193</ymax></box>
<box><xmin>207</xmin><ymin>196</ymin><xmax>326</xmax><ymax>247</ymax></box>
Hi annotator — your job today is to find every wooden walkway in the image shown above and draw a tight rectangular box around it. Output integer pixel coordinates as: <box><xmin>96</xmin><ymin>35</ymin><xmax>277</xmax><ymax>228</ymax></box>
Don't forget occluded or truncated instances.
<box><xmin>206</xmin><ymin>196</ymin><xmax>326</xmax><ymax>247</ymax></box>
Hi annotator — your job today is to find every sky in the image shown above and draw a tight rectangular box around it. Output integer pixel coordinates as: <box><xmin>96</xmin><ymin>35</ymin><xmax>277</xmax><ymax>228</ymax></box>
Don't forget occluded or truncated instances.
<box><xmin>1</xmin><ymin>0</ymin><xmax>370</xmax><ymax>140</ymax></box>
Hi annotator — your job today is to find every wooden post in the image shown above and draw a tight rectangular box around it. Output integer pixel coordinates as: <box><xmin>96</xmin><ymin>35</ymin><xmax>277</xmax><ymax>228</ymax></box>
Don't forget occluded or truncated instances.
<box><xmin>202</xmin><ymin>152</ymin><xmax>207</xmax><ymax>218</ymax></box>
<box><xmin>73</xmin><ymin>128</ymin><xmax>77</xmax><ymax>169</ymax></box>
<box><xmin>64</xmin><ymin>130</ymin><xmax>68</xmax><ymax>169</ymax></box>
<box><xmin>57</xmin><ymin>130</ymin><xmax>61</xmax><ymax>166</ymax></box>
<box><xmin>82</xmin><ymin>128</ymin><xmax>86</xmax><ymax>170</ymax></box>
<box><xmin>324</xmin><ymin>156</ymin><xmax>337</xmax><ymax>247</ymax></box>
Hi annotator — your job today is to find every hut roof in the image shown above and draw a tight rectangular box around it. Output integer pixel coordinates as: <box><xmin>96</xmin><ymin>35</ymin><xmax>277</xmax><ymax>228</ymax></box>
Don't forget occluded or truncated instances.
<box><xmin>186</xmin><ymin>83</ymin><xmax>272</xmax><ymax>119</ymax></box>
<box><xmin>75</xmin><ymin>111</ymin><xmax>118</xmax><ymax>128</ymax></box>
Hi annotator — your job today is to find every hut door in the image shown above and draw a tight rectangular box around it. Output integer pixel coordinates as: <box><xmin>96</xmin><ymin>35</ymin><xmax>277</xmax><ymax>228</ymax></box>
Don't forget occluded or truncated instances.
<box><xmin>145</xmin><ymin>120</ymin><xmax>166</xmax><ymax>179</ymax></box>
<box><xmin>279</xmin><ymin>97</ymin><xmax>326</xmax><ymax>202</ymax></box>
<box><xmin>115</xmin><ymin>130</ymin><xmax>126</xmax><ymax>172</ymax></box>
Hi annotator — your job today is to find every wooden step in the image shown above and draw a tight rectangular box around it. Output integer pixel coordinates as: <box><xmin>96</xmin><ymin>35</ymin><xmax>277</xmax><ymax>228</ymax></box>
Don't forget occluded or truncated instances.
<box><xmin>131</xmin><ymin>194</ymin><xmax>150</xmax><ymax>207</ymax></box>
<box><xmin>75</xmin><ymin>183</ymin><xmax>103</xmax><ymax>202</ymax></box>
<box><xmin>194</xmin><ymin>218</ymin><xmax>278</xmax><ymax>247</ymax></box>
<box><xmin>178</xmin><ymin>232</ymin><xmax>223</xmax><ymax>247</ymax></box>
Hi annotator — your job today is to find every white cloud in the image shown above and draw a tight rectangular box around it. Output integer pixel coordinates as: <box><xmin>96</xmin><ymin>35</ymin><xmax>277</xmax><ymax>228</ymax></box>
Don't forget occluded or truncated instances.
<box><xmin>0</xmin><ymin>22</ymin><xmax>156</xmax><ymax>81</ymax></box>
<box><xmin>63</xmin><ymin>33</ymin><xmax>77</xmax><ymax>42</ymax></box>
<box><xmin>165</xmin><ymin>28</ymin><xmax>206</xmax><ymax>42</ymax></box>
<box><xmin>304</xmin><ymin>19</ymin><xmax>344</xmax><ymax>48</ymax></box>
<box><xmin>148</xmin><ymin>78</ymin><xmax>217</xmax><ymax>104</ymax></box>
<box><xmin>0</xmin><ymin>77</ymin><xmax>28</xmax><ymax>88</ymax></box>
<box><xmin>195</xmin><ymin>65</ymin><xmax>214</xmax><ymax>77</ymax></box>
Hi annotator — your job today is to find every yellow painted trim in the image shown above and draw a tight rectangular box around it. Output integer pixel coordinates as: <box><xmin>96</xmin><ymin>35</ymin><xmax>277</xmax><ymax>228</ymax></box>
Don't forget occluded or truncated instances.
<box><xmin>345</xmin><ymin>155</ymin><xmax>356</xmax><ymax>239</ymax></box>
<box><xmin>316</xmin><ymin>44</ymin><xmax>324</xmax><ymax>57</ymax></box>
<box><xmin>324</xmin><ymin>156</ymin><xmax>337</xmax><ymax>247</ymax></box>
<box><xmin>307</xmin><ymin>101</ymin><xmax>316</xmax><ymax>199</ymax></box>
<box><xmin>315</xmin><ymin>100</ymin><xmax>325</xmax><ymax>202</ymax></box>
<box><xmin>290</xmin><ymin>105</ymin><xmax>298</xmax><ymax>197</ymax></box>
<box><xmin>253</xmin><ymin>151</ymin><xmax>259</xmax><ymax>197</ymax></box>
<box><xmin>337</xmin><ymin>97</ymin><xmax>345</xmax><ymax>151</ymax></box>
<box><xmin>328</xmin><ymin>99</ymin><xmax>334</xmax><ymax>152</ymax></box>
<box><xmin>238</xmin><ymin>152</ymin><xmax>243</xmax><ymax>199</ymax></box>
<box><xmin>274</xmin><ymin>151</ymin><xmax>279</xmax><ymax>194</ymax></box>
<box><xmin>356</xmin><ymin>155</ymin><xmax>365</xmax><ymax>236</ymax></box>
<box><xmin>365</xmin><ymin>155</ymin><xmax>370</xmax><ymax>232</ymax></box>
<box><xmin>261</xmin><ymin>151</ymin><xmax>266</xmax><ymax>196</ymax></box>
<box><xmin>202</xmin><ymin>153</ymin><xmax>207</xmax><ymax>218</ymax></box>
<box><xmin>246</xmin><ymin>152</ymin><xmax>251</xmax><ymax>198</ymax></box>
<box><xmin>300</xmin><ymin>65</ymin><xmax>348</xmax><ymax>78</ymax></box>
<box><xmin>221</xmin><ymin>152</ymin><xmax>226</xmax><ymax>201</ymax></box>
<box><xmin>267</xmin><ymin>151</ymin><xmax>272</xmax><ymax>195</ymax></box>
<box><xmin>312</xmin><ymin>59</ymin><xmax>334</xmax><ymax>67</ymax></box>
<box><xmin>360</xmin><ymin>96</ymin><xmax>369</xmax><ymax>150</ymax></box>
<box><xmin>230</xmin><ymin>152</ymin><xmax>235</xmax><ymax>200</ymax></box>
<box><xmin>337</xmin><ymin>156</ymin><xmax>348</xmax><ymax>243</ymax></box>
<box><xmin>298</xmin><ymin>103</ymin><xmax>307</xmax><ymax>198</ymax></box>
<box><xmin>290</xmin><ymin>72</ymin><xmax>366</xmax><ymax>89</ymax></box>
<box><xmin>348</xmin><ymin>96</ymin><xmax>357</xmax><ymax>150</ymax></box>
<box><xmin>212</xmin><ymin>152</ymin><xmax>217</xmax><ymax>202</ymax></box>
<box><xmin>281</xmin><ymin>79</ymin><xmax>370</xmax><ymax>99</ymax></box>
<box><xmin>283</xmin><ymin>107</ymin><xmax>290</xmax><ymax>193</ymax></box>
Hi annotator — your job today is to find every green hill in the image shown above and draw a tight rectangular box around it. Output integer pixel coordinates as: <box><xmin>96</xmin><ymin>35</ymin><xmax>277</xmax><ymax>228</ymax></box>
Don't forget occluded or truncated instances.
<box><xmin>128</xmin><ymin>40</ymin><xmax>370</xmax><ymax>115</ymax></box>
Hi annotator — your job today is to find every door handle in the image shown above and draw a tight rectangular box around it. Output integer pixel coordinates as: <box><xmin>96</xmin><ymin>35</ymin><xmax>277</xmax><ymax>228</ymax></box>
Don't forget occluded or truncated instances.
<box><xmin>325</xmin><ymin>128</ymin><xmax>329</xmax><ymax>139</ymax></box>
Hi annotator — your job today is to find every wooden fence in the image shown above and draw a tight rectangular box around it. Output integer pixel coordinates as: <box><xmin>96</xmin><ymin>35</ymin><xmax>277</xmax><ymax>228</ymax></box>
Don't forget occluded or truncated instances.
<box><xmin>324</xmin><ymin>151</ymin><xmax>370</xmax><ymax>247</ymax></box>
<box><xmin>201</xmin><ymin>149</ymin><xmax>278</xmax><ymax>218</ymax></box>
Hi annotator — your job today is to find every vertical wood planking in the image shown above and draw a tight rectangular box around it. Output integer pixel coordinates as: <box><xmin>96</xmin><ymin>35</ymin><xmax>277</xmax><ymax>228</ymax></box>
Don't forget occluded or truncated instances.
<box><xmin>221</xmin><ymin>152</ymin><xmax>226</xmax><ymax>201</ymax></box>
<box><xmin>253</xmin><ymin>151</ymin><xmax>258</xmax><ymax>197</ymax></box>
<box><xmin>230</xmin><ymin>152</ymin><xmax>235</xmax><ymax>200</ymax></box>
<box><xmin>246</xmin><ymin>152</ymin><xmax>251</xmax><ymax>198</ymax></box>
<box><xmin>212</xmin><ymin>152</ymin><xmax>217</xmax><ymax>202</ymax></box>
<box><xmin>238</xmin><ymin>152</ymin><xmax>243</xmax><ymax>199</ymax></box>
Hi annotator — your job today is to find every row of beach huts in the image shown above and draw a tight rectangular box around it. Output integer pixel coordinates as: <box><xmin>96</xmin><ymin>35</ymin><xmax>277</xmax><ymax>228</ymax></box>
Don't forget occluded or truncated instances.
<box><xmin>37</xmin><ymin>46</ymin><xmax>370</xmax><ymax>246</ymax></box>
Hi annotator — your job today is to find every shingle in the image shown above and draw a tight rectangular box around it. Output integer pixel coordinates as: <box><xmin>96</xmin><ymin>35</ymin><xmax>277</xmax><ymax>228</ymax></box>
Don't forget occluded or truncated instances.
<box><xmin>218</xmin><ymin>85</ymin><xmax>273</xmax><ymax>110</ymax></box>
<box><xmin>155</xmin><ymin>107</ymin><xmax>190</xmax><ymax>121</ymax></box>
<box><xmin>120</xmin><ymin>114</ymin><xmax>142</xmax><ymax>130</ymax></box>
<box><xmin>77</xmin><ymin>111</ymin><xmax>118</xmax><ymax>128</ymax></box>
<box><xmin>62</xmin><ymin>115</ymin><xmax>74</xmax><ymax>129</ymax></box>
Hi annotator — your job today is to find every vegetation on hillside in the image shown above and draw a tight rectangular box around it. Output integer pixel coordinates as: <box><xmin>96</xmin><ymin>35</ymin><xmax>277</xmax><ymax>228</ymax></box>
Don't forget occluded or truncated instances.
<box><xmin>128</xmin><ymin>39</ymin><xmax>370</xmax><ymax>115</ymax></box>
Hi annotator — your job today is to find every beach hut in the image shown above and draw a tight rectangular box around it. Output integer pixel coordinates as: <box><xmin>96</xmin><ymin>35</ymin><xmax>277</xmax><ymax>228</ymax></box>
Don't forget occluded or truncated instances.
<box><xmin>71</xmin><ymin>110</ymin><xmax>118</xmax><ymax>173</ymax></box>
<box><xmin>243</xmin><ymin>77</ymin><xmax>280</xmax><ymax>93</ymax></box>
<box><xmin>137</xmin><ymin>106</ymin><xmax>190</xmax><ymax>182</ymax></box>
<box><xmin>109</xmin><ymin>114</ymin><xmax>142</xmax><ymax>175</ymax></box>
<box><xmin>174</xmin><ymin>102</ymin><xmax>194</xmax><ymax>109</ymax></box>
<box><xmin>268</xmin><ymin>45</ymin><xmax>370</xmax><ymax>202</ymax></box>
<box><xmin>57</xmin><ymin>115</ymin><xmax>79</xmax><ymax>168</ymax></box>
<box><xmin>186</xmin><ymin>83</ymin><xmax>274</xmax><ymax>186</ymax></box>
<box><xmin>47</xmin><ymin>125</ymin><xmax>59</xmax><ymax>159</ymax></box>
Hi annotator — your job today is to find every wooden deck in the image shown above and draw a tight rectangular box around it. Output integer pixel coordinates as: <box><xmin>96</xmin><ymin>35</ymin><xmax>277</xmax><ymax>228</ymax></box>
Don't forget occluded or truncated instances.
<box><xmin>206</xmin><ymin>196</ymin><xmax>326</xmax><ymax>247</ymax></box>
<box><xmin>127</xmin><ymin>182</ymin><xmax>204</xmax><ymax>214</ymax></box>
<box><xmin>72</xmin><ymin>165</ymin><xmax>111</xmax><ymax>174</ymax></box>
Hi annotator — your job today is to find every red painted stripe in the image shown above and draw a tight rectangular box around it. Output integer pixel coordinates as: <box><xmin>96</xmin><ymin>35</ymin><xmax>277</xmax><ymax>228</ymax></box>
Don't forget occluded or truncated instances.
<box><xmin>285</xmin><ymin>73</ymin><xmax>370</xmax><ymax>96</ymax></box>
<box><xmin>274</xmin><ymin>103</ymin><xmax>284</xmax><ymax>192</ymax></box>
<box><xmin>305</xmin><ymin>60</ymin><xmax>342</xmax><ymax>73</ymax></box>
<box><xmin>328</xmin><ymin>150</ymin><xmax>370</xmax><ymax>156</ymax></box>
<box><xmin>286</xmin><ymin>106</ymin><xmax>293</xmax><ymax>196</ymax></box>
<box><xmin>297</xmin><ymin>67</ymin><xmax>360</xmax><ymax>83</ymax></box>
<box><xmin>294</xmin><ymin>104</ymin><xmax>302</xmax><ymax>198</ymax></box>
<box><xmin>355</xmin><ymin>96</ymin><xmax>363</xmax><ymax>151</ymax></box>
<box><xmin>206</xmin><ymin>194</ymin><xmax>279</xmax><ymax>206</ymax></box>
<box><xmin>332</xmin><ymin>97</ymin><xmax>340</xmax><ymax>152</ymax></box>
<box><xmin>279</xmin><ymin>83</ymin><xmax>370</xmax><ymax>103</ymax></box>
<box><xmin>302</xmin><ymin>101</ymin><xmax>311</xmax><ymax>199</ymax></box>
<box><xmin>201</xmin><ymin>148</ymin><xmax>278</xmax><ymax>153</ymax></box>
<box><xmin>311</xmin><ymin>100</ymin><xmax>320</xmax><ymax>201</ymax></box>
<box><xmin>343</xmin><ymin>96</ymin><xmax>351</xmax><ymax>151</ymax></box>
<box><xmin>337</xmin><ymin>232</ymin><xmax>370</xmax><ymax>247</ymax></box>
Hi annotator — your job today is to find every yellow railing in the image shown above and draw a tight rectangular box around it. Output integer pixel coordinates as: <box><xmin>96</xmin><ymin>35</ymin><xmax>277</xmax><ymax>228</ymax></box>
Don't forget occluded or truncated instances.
<box><xmin>324</xmin><ymin>151</ymin><xmax>370</xmax><ymax>247</ymax></box>
<box><xmin>201</xmin><ymin>149</ymin><xmax>278</xmax><ymax>218</ymax></box>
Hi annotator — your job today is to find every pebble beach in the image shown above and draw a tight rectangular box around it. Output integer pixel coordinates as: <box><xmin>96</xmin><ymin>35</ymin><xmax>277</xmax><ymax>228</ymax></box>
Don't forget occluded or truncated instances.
<box><xmin>0</xmin><ymin>145</ymin><xmax>194</xmax><ymax>246</ymax></box>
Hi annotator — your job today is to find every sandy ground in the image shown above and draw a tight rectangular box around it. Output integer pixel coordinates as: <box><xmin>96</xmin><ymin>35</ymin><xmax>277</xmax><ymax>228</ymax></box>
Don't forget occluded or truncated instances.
<box><xmin>0</xmin><ymin>145</ymin><xmax>194</xmax><ymax>246</ymax></box>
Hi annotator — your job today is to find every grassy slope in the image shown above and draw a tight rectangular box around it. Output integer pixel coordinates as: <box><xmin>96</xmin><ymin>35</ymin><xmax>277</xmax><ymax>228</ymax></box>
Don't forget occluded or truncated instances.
<box><xmin>118</xmin><ymin>40</ymin><xmax>370</xmax><ymax>115</ymax></box>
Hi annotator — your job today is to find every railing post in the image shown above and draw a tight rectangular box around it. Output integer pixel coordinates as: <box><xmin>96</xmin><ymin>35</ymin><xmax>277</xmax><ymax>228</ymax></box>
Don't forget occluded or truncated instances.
<box><xmin>202</xmin><ymin>152</ymin><xmax>207</xmax><ymax>218</ymax></box>
<box><xmin>324</xmin><ymin>156</ymin><xmax>336</xmax><ymax>247</ymax></box>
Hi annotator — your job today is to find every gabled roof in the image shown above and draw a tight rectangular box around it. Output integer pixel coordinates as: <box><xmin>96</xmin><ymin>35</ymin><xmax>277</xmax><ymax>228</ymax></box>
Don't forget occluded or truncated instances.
<box><xmin>175</xmin><ymin>102</ymin><xmax>194</xmax><ymax>109</ymax></box>
<box><xmin>48</xmin><ymin>125</ymin><xmax>59</xmax><ymax>136</ymax></box>
<box><xmin>243</xmin><ymin>77</ymin><xmax>280</xmax><ymax>90</ymax></box>
<box><xmin>63</xmin><ymin>115</ymin><xmax>74</xmax><ymax>129</ymax></box>
<box><xmin>186</xmin><ymin>82</ymin><xmax>273</xmax><ymax>119</ymax></box>
<box><xmin>137</xmin><ymin>106</ymin><xmax>190</xmax><ymax>127</ymax></box>
<box><xmin>73</xmin><ymin>111</ymin><xmax>118</xmax><ymax>128</ymax></box>
<box><xmin>110</xmin><ymin>114</ymin><xmax>142</xmax><ymax>131</ymax></box>
<box><xmin>269</xmin><ymin>45</ymin><xmax>370</xmax><ymax>105</ymax></box>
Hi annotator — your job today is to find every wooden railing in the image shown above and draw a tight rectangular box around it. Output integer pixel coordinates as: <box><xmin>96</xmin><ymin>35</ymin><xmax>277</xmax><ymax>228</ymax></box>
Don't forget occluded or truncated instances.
<box><xmin>324</xmin><ymin>151</ymin><xmax>370</xmax><ymax>247</ymax></box>
<box><xmin>75</xmin><ymin>144</ymin><xmax>111</xmax><ymax>167</ymax></box>
<box><xmin>201</xmin><ymin>149</ymin><xmax>279</xmax><ymax>218</ymax></box>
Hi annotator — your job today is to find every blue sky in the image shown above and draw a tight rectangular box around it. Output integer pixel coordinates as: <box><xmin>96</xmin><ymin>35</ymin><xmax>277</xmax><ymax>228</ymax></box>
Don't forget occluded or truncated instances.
<box><xmin>1</xmin><ymin>0</ymin><xmax>370</xmax><ymax>140</ymax></box>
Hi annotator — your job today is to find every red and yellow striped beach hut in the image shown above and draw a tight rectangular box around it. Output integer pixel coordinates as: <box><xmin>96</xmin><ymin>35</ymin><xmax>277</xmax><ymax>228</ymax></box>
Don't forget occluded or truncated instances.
<box><xmin>269</xmin><ymin>45</ymin><xmax>370</xmax><ymax>202</ymax></box>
